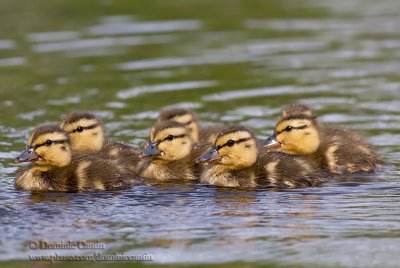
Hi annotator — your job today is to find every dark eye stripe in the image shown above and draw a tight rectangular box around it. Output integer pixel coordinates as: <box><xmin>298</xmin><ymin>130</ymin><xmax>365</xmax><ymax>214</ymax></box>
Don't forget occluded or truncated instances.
<box><xmin>159</xmin><ymin>134</ymin><xmax>186</xmax><ymax>144</ymax></box>
<box><xmin>72</xmin><ymin>123</ymin><xmax>100</xmax><ymax>133</ymax></box>
<box><xmin>33</xmin><ymin>139</ymin><xmax>68</xmax><ymax>149</ymax></box>
<box><xmin>276</xmin><ymin>124</ymin><xmax>308</xmax><ymax>135</ymax></box>
<box><xmin>216</xmin><ymin>137</ymin><xmax>252</xmax><ymax>151</ymax></box>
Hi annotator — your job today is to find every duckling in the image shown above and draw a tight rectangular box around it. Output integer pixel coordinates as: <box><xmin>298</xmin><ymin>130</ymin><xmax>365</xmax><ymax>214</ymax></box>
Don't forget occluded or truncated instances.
<box><xmin>14</xmin><ymin>124</ymin><xmax>140</xmax><ymax>192</ymax></box>
<box><xmin>157</xmin><ymin>108</ymin><xmax>221</xmax><ymax>145</ymax></box>
<box><xmin>137</xmin><ymin>120</ymin><xmax>207</xmax><ymax>181</ymax></box>
<box><xmin>263</xmin><ymin>107</ymin><xmax>385</xmax><ymax>175</ymax></box>
<box><xmin>60</xmin><ymin>111</ymin><xmax>139</xmax><ymax>170</ymax></box>
<box><xmin>197</xmin><ymin>126</ymin><xmax>324</xmax><ymax>188</ymax></box>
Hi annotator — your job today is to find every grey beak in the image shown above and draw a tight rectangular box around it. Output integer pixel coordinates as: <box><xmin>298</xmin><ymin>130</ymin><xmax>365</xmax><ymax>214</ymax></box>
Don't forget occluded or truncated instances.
<box><xmin>15</xmin><ymin>147</ymin><xmax>38</xmax><ymax>163</ymax></box>
<box><xmin>139</xmin><ymin>142</ymin><xmax>161</xmax><ymax>158</ymax></box>
<box><xmin>261</xmin><ymin>133</ymin><xmax>281</xmax><ymax>149</ymax></box>
<box><xmin>196</xmin><ymin>148</ymin><xmax>222</xmax><ymax>163</ymax></box>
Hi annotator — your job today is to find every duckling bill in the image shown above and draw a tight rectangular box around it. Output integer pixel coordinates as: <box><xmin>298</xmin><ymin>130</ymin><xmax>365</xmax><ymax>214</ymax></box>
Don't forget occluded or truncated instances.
<box><xmin>14</xmin><ymin>124</ymin><xmax>141</xmax><ymax>192</ymax></box>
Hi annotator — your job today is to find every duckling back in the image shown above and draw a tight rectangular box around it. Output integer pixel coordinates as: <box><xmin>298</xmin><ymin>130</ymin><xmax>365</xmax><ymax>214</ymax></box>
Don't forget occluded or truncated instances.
<box><xmin>258</xmin><ymin>151</ymin><xmax>325</xmax><ymax>188</ymax></box>
<box><xmin>317</xmin><ymin>126</ymin><xmax>385</xmax><ymax>174</ymax></box>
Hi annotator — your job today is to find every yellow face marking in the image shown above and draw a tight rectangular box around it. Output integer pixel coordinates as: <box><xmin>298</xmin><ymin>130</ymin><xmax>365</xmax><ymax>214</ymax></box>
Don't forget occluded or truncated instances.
<box><xmin>62</xmin><ymin>119</ymin><xmax>104</xmax><ymax>152</ymax></box>
<box><xmin>275</xmin><ymin>118</ymin><xmax>320</xmax><ymax>155</ymax></box>
<box><xmin>30</xmin><ymin>133</ymin><xmax>67</xmax><ymax>147</ymax></box>
<box><xmin>61</xmin><ymin>118</ymin><xmax>100</xmax><ymax>133</ymax></box>
<box><xmin>150</xmin><ymin>126</ymin><xmax>192</xmax><ymax>161</ymax></box>
<box><xmin>215</xmin><ymin>131</ymin><xmax>252</xmax><ymax>148</ymax></box>
<box><xmin>215</xmin><ymin>131</ymin><xmax>257</xmax><ymax>168</ymax></box>
<box><xmin>275</xmin><ymin>119</ymin><xmax>311</xmax><ymax>133</ymax></box>
<box><xmin>28</xmin><ymin>132</ymin><xmax>72</xmax><ymax>167</ymax></box>
<box><xmin>153</xmin><ymin>127</ymin><xmax>186</xmax><ymax>142</ymax></box>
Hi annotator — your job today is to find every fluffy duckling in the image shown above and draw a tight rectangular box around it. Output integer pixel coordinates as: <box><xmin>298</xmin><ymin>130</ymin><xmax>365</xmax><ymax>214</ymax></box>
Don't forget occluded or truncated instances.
<box><xmin>14</xmin><ymin>124</ymin><xmax>140</xmax><ymax>192</ymax></box>
<box><xmin>264</xmin><ymin>106</ymin><xmax>385</xmax><ymax>174</ymax></box>
<box><xmin>60</xmin><ymin>111</ymin><xmax>139</xmax><ymax>169</ymax></box>
<box><xmin>137</xmin><ymin>120</ymin><xmax>207</xmax><ymax>181</ymax></box>
<box><xmin>157</xmin><ymin>108</ymin><xmax>221</xmax><ymax>145</ymax></box>
<box><xmin>197</xmin><ymin>126</ymin><xmax>324</xmax><ymax>188</ymax></box>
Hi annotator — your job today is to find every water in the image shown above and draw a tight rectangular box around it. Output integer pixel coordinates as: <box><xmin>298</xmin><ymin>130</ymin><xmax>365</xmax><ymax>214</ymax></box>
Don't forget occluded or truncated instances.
<box><xmin>1</xmin><ymin>0</ymin><xmax>400</xmax><ymax>267</ymax></box>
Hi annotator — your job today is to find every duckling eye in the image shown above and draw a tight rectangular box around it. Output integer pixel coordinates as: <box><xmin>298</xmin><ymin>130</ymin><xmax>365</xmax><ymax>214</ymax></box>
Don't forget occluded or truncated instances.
<box><xmin>45</xmin><ymin>140</ymin><xmax>53</xmax><ymax>146</ymax></box>
<box><xmin>76</xmin><ymin>126</ymin><xmax>84</xmax><ymax>133</ymax></box>
<box><xmin>166</xmin><ymin>135</ymin><xmax>174</xmax><ymax>141</ymax></box>
<box><xmin>227</xmin><ymin>140</ymin><xmax>235</xmax><ymax>147</ymax></box>
<box><xmin>285</xmin><ymin>126</ymin><xmax>293</xmax><ymax>132</ymax></box>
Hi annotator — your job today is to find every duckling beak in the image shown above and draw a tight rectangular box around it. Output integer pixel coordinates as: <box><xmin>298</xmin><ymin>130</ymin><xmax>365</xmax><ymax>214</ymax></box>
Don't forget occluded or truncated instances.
<box><xmin>262</xmin><ymin>133</ymin><xmax>281</xmax><ymax>150</ymax></box>
<box><xmin>15</xmin><ymin>147</ymin><xmax>38</xmax><ymax>163</ymax></box>
<box><xmin>196</xmin><ymin>148</ymin><xmax>222</xmax><ymax>163</ymax></box>
<box><xmin>139</xmin><ymin>142</ymin><xmax>161</xmax><ymax>158</ymax></box>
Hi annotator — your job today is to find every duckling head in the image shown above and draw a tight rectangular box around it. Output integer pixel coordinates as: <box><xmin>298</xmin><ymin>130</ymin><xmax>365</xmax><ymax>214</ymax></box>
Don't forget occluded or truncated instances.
<box><xmin>16</xmin><ymin>124</ymin><xmax>72</xmax><ymax>167</ymax></box>
<box><xmin>282</xmin><ymin>104</ymin><xmax>314</xmax><ymax>117</ymax></box>
<box><xmin>197</xmin><ymin>126</ymin><xmax>258</xmax><ymax>169</ymax></box>
<box><xmin>263</xmin><ymin>115</ymin><xmax>320</xmax><ymax>155</ymax></box>
<box><xmin>60</xmin><ymin>112</ymin><xmax>104</xmax><ymax>152</ymax></box>
<box><xmin>158</xmin><ymin>108</ymin><xmax>199</xmax><ymax>143</ymax></box>
<box><xmin>141</xmin><ymin>120</ymin><xmax>193</xmax><ymax>161</ymax></box>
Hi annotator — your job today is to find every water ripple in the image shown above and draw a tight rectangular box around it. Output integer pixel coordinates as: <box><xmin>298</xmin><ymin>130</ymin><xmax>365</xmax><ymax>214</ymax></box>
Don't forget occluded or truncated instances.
<box><xmin>117</xmin><ymin>81</ymin><xmax>218</xmax><ymax>99</ymax></box>
<box><xmin>87</xmin><ymin>20</ymin><xmax>202</xmax><ymax>35</ymax></box>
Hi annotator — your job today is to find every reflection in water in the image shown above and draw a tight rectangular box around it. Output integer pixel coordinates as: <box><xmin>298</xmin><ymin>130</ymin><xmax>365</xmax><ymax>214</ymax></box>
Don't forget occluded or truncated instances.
<box><xmin>0</xmin><ymin>0</ymin><xmax>400</xmax><ymax>267</ymax></box>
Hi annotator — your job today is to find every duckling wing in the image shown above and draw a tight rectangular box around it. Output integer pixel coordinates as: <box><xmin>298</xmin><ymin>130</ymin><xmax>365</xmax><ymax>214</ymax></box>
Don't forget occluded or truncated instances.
<box><xmin>103</xmin><ymin>140</ymin><xmax>140</xmax><ymax>172</ymax></box>
<box><xmin>320</xmin><ymin>126</ymin><xmax>385</xmax><ymax>174</ymax></box>
<box><xmin>258</xmin><ymin>151</ymin><xmax>326</xmax><ymax>188</ymax></box>
<box><xmin>71</xmin><ymin>152</ymin><xmax>142</xmax><ymax>192</ymax></box>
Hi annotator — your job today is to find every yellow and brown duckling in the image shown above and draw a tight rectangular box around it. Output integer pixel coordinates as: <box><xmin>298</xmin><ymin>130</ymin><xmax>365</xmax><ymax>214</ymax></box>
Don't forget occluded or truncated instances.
<box><xmin>197</xmin><ymin>126</ymin><xmax>325</xmax><ymax>188</ymax></box>
<box><xmin>264</xmin><ymin>104</ymin><xmax>385</xmax><ymax>175</ymax></box>
<box><xmin>14</xmin><ymin>124</ymin><xmax>140</xmax><ymax>192</ymax></box>
<box><xmin>137</xmin><ymin>120</ymin><xmax>207</xmax><ymax>181</ymax></box>
<box><xmin>60</xmin><ymin>111</ymin><xmax>139</xmax><ymax>170</ymax></box>
<box><xmin>157</xmin><ymin>108</ymin><xmax>221</xmax><ymax>146</ymax></box>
